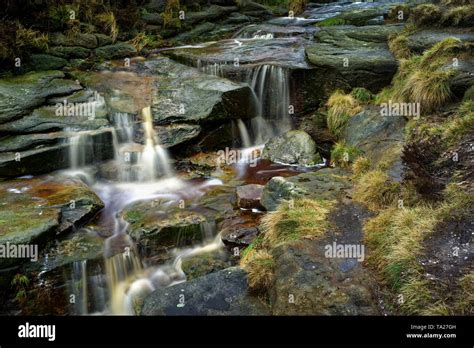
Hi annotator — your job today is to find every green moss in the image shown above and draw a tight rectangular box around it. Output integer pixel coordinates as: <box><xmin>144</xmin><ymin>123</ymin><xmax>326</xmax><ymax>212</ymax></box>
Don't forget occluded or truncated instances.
<box><xmin>350</xmin><ymin>87</ymin><xmax>373</xmax><ymax>104</ymax></box>
<box><xmin>316</xmin><ymin>17</ymin><xmax>347</xmax><ymax>27</ymax></box>
<box><xmin>330</xmin><ymin>141</ymin><xmax>362</xmax><ymax>169</ymax></box>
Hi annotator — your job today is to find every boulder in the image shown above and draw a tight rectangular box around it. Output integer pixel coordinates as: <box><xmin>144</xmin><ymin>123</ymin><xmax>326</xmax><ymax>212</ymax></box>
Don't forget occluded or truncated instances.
<box><xmin>49</xmin><ymin>32</ymin><xmax>98</xmax><ymax>49</ymax></box>
<box><xmin>305</xmin><ymin>24</ymin><xmax>403</xmax><ymax>92</ymax></box>
<box><xmin>342</xmin><ymin>106</ymin><xmax>406</xmax><ymax>181</ymax></box>
<box><xmin>94</xmin><ymin>43</ymin><xmax>138</xmax><ymax>60</ymax></box>
<box><xmin>26</xmin><ymin>54</ymin><xmax>68</xmax><ymax>71</ymax></box>
<box><xmin>123</xmin><ymin>184</ymin><xmax>236</xmax><ymax>252</ymax></box>
<box><xmin>48</xmin><ymin>46</ymin><xmax>91</xmax><ymax>59</ymax></box>
<box><xmin>262</xmin><ymin>130</ymin><xmax>321</xmax><ymax>166</ymax></box>
<box><xmin>141</xmin><ymin>267</ymin><xmax>269</xmax><ymax>315</ymax></box>
<box><xmin>142</xmin><ymin>12</ymin><xmax>164</xmax><ymax>25</ymax></box>
<box><xmin>185</xmin><ymin>5</ymin><xmax>238</xmax><ymax>25</ymax></box>
<box><xmin>0</xmin><ymin>71</ymin><xmax>82</xmax><ymax>124</ymax></box>
<box><xmin>270</xmin><ymin>237</ymin><xmax>378</xmax><ymax>315</ymax></box>
<box><xmin>181</xmin><ymin>250</ymin><xmax>233</xmax><ymax>280</ymax></box>
<box><xmin>154</xmin><ymin>124</ymin><xmax>202</xmax><ymax>148</ymax></box>
<box><xmin>261</xmin><ymin>168</ymin><xmax>351</xmax><ymax>211</ymax></box>
<box><xmin>406</xmin><ymin>29</ymin><xmax>474</xmax><ymax>54</ymax></box>
<box><xmin>236</xmin><ymin>184</ymin><xmax>264</xmax><ymax>209</ymax></box>
<box><xmin>173</xmin><ymin>22</ymin><xmax>216</xmax><ymax>43</ymax></box>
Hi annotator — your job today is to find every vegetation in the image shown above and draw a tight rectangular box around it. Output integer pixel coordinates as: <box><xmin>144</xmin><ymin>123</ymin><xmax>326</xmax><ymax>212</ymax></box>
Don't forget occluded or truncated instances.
<box><xmin>410</xmin><ymin>4</ymin><xmax>442</xmax><ymax>27</ymax></box>
<box><xmin>350</xmin><ymin>87</ymin><xmax>373</xmax><ymax>104</ymax></box>
<box><xmin>11</xmin><ymin>274</ymin><xmax>30</xmax><ymax>304</ymax></box>
<box><xmin>95</xmin><ymin>12</ymin><xmax>119</xmax><ymax>42</ymax></box>
<box><xmin>351</xmin><ymin>156</ymin><xmax>371</xmax><ymax>176</ymax></box>
<box><xmin>387</xmin><ymin>4</ymin><xmax>411</xmax><ymax>23</ymax></box>
<box><xmin>289</xmin><ymin>0</ymin><xmax>307</xmax><ymax>16</ymax></box>
<box><xmin>162</xmin><ymin>0</ymin><xmax>182</xmax><ymax>29</ymax></box>
<box><xmin>382</xmin><ymin>37</ymin><xmax>470</xmax><ymax>114</ymax></box>
<box><xmin>242</xmin><ymin>250</ymin><xmax>275</xmax><ymax>293</ymax></box>
<box><xmin>388</xmin><ymin>34</ymin><xmax>412</xmax><ymax>59</ymax></box>
<box><xmin>316</xmin><ymin>17</ymin><xmax>347</xmax><ymax>27</ymax></box>
<box><xmin>330</xmin><ymin>141</ymin><xmax>362</xmax><ymax>169</ymax></box>
<box><xmin>353</xmin><ymin>170</ymin><xmax>401</xmax><ymax>211</ymax></box>
<box><xmin>326</xmin><ymin>90</ymin><xmax>362</xmax><ymax>138</ymax></box>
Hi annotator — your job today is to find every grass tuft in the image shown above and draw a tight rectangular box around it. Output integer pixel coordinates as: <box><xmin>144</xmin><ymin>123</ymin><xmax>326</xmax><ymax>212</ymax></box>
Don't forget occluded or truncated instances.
<box><xmin>330</xmin><ymin>141</ymin><xmax>362</xmax><ymax>169</ymax></box>
<box><xmin>242</xmin><ymin>250</ymin><xmax>275</xmax><ymax>293</ymax></box>
<box><xmin>326</xmin><ymin>90</ymin><xmax>362</xmax><ymax>138</ymax></box>
<box><xmin>353</xmin><ymin>170</ymin><xmax>400</xmax><ymax>211</ymax></box>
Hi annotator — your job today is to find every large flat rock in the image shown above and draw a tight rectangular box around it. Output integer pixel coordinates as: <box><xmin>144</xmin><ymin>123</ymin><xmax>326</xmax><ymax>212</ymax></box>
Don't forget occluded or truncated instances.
<box><xmin>306</xmin><ymin>24</ymin><xmax>403</xmax><ymax>92</ymax></box>
<box><xmin>0</xmin><ymin>175</ymin><xmax>104</xmax><ymax>268</ymax></box>
<box><xmin>0</xmin><ymin>71</ymin><xmax>82</xmax><ymax>124</ymax></box>
<box><xmin>141</xmin><ymin>267</ymin><xmax>269</xmax><ymax>315</ymax></box>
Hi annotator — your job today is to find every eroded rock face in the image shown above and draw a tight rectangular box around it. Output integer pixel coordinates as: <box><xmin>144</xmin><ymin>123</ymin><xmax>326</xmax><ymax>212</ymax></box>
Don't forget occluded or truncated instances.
<box><xmin>305</xmin><ymin>24</ymin><xmax>403</xmax><ymax>92</ymax></box>
<box><xmin>262</xmin><ymin>130</ymin><xmax>321</xmax><ymax>166</ymax></box>
<box><xmin>141</xmin><ymin>267</ymin><xmax>269</xmax><ymax>315</ymax></box>
<box><xmin>0</xmin><ymin>175</ymin><xmax>104</xmax><ymax>269</ymax></box>
<box><xmin>0</xmin><ymin>71</ymin><xmax>82</xmax><ymax>123</ymax></box>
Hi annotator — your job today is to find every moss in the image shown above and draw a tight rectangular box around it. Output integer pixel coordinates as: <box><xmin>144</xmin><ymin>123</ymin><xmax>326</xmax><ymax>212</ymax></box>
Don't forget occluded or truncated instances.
<box><xmin>162</xmin><ymin>0</ymin><xmax>182</xmax><ymax>29</ymax></box>
<box><xmin>350</xmin><ymin>87</ymin><xmax>373</xmax><ymax>104</ymax></box>
<box><xmin>330</xmin><ymin>141</ymin><xmax>362</xmax><ymax>169</ymax></box>
<box><xmin>326</xmin><ymin>90</ymin><xmax>362</xmax><ymax>139</ymax></box>
<box><xmin>316</xmin><ymin>17</ymin><xmax>347</xmax><ymax>27</ymax></box>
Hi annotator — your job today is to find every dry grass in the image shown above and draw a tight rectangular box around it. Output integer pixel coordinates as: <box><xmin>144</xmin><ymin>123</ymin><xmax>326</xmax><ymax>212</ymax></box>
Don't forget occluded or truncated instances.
<box><xmin>95</xmin><ymin>12</ymin><xmax>118</xmax><ymax>42</ymax></box>
<box><xmin>326</xmin><ymin>90</ymin><xmax>362</xmax><ymax>138</ymax></box>
<box><xmin>455</xmin><ymin>272</ymin><xmax>474</xmax><ymax>314</ymax></box>
<box><xmin>440</xmin><ymin>5</ymin><xmax>474</xmax><ymax>27</ymax></box>
<box><xmin>353</xmin><ymin>170</ymin><xmax>400</xmax><ymax>211</ymax></box>
<box><xmin>410</xmin><ymin>4</ymin><xmax>442</xmax><ymax>27</ymax></box>
<box><xmin>352</xmin><ymin>156</ymin><xmax>371</xmax><ymax>176</ymax></box>
<box><xmin>242</xmin><ymin>250</ymin><xmax>275</xmax><ymax>293</ymax></box>
<box><xmin>388</xmin><ymin>34</ymin><xmax>412</xmax><ymax>59</ymax></box>
<box><xmin>260</xmin><ymin>198</ymin><xmax>333</xmax><ymax>248</ymax></box>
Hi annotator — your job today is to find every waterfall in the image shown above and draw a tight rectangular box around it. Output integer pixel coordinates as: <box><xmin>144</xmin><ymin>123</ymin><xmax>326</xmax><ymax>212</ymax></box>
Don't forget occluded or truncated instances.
<box><xmin>68</xmin><ymin>131</ymin><xmax>93</xmax><ymax>169</ymax></box>
<box><xmin>237</xmin><ymin>119</ymin><xmax>251</xmax><ymax>148</ymax></box>
<box><xmin>138</xmin><ymin>106</ymin><xmax>172</xmax><ymax>181</ymax></box>
<box><xmin>246</xmin><ymin>64</ymin><xmax>292</xmax><ymax>145</ymax></box>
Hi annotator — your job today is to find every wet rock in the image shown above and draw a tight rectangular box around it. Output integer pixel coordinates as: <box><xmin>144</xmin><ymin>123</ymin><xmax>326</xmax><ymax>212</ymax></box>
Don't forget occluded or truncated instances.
<box><xmin>236</xmin><ymin>184</ymin><xmax>264</xmax><ymax>209</ymax></box>
<box><xmin>0</xmin><ymin>175</ymin><xmax>104</xmax><ymax>269</ymax></box>
<box><xmin>0</xmin><ymin>71</ymin><xmax>82</xmax><ymax>124</ymax></box>
<box><xmin>221</xmin><ymin>226</ymin><xmax>259</xmax><ymax>250</ymax></box>
<box><xmin>48</xmin><ymin>46</ymin><xmax>91</xmax><ymax>59</ymax></box>
<box><xmin>406</xmin><ymin>29</ymin><xmax>474</xmax><ymax>54</ymax></box>
<box><xmin>154</xmin><ymin>124</ymin><xmax>202</xmax><ymax>148</ymax></box>
<box><xmin>185</xmin><ymin>5</ymin><xmax>238</xmax><ymax>25</ymax></box>
<box><xmin>262</xmin><ymin>130</ymin><xmax>321</xmax><ymax>166</ymax></box>
<box><xmin>50</xmin><ymin>32</ymin><xmax>98</xmax><ymax>49</ymax></box>
<box><xmin>0</xmin><ymin>128</ymin><xmax>114</xmax><ymax>177</ymax></box>
<box><xmin>261</xmin><ymin>168</ymin><xmax>351</xmax><ymax>211</ymax></box>
<box><xmin>123</xmin><ymin>184</ymin><xmax>236</xmax><ymax>252</ymax></box>
<box><xmin>141</xmin><ymin>267</ymin><xmax>269</xmax><ymax>315</ymax></box>
<box><xmin>94</xmin><ymin>43</ymin><xmax>138</xmax><ymax>60</ymax></box>
<box><xmin>142</xmin><ymin>12</ymin><xmax>164</xmax><ymax>25</ymax></box>
<box><xmin>270</xmin><ymin>238</ymin><xmax>378</xmax><ymax>315</ymax></box>
<box><xmin>306</xmin><ymin>24</ymin><xmax>403</xmax><ymax>92</ymax></box>
<box><xmin>173</xmin><ymin>22</ymin><xmax>216</xmax><ymax>43</ymax></box>
<box><xmin>0</xmin><ymin>105</ymin><xmax>108</xmax><ymax>134</ymax></box>
<box><xmin>342</xmin><ymin>106</ymin><xmax>406</xmax><ymax>181</ymax></box>
<box><xmin>95</xmin><ymin>34</ymin><xmax>114</xmax><ymax>47</ymax></box>
<box><xmin>26</xmin><ymin>54</ymin><xmax>68</xmax><ymax>71</ymax></box>
<box><xmin>222</xmin><ymin>12</ymin><xmax>251</xmax><ymax>24</ymax></box>
<box><xmin>181</xmin><ymin>250</ymin><xmax>233</xmax><ymax>280</ymax></box>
